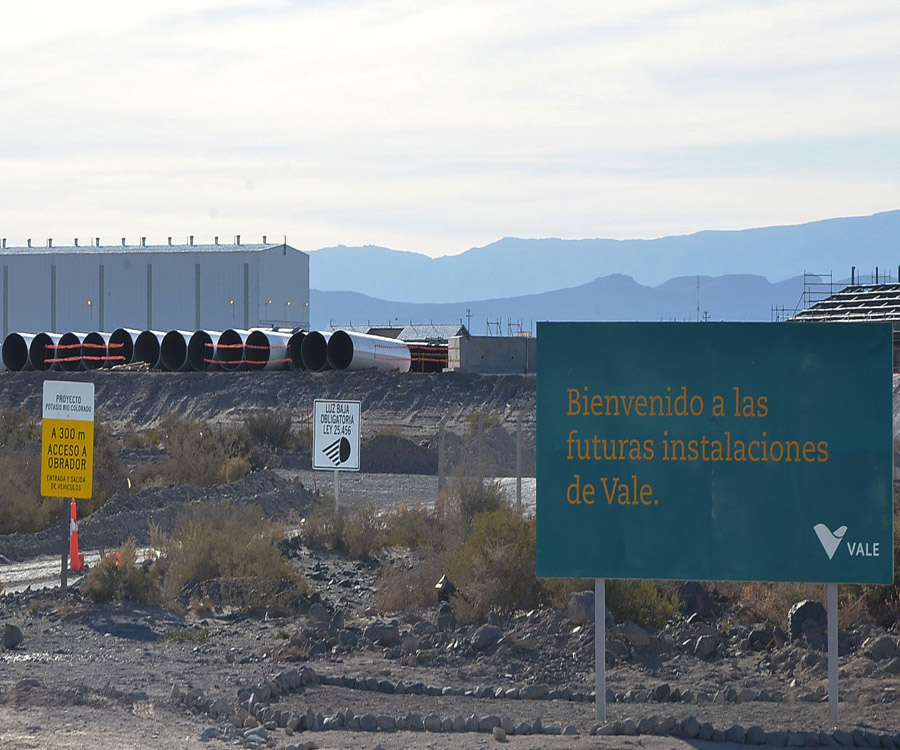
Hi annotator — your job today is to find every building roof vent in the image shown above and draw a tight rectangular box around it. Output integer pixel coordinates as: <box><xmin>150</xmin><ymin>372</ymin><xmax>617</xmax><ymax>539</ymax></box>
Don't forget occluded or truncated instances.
<box><xmin>27</xmin><ymin>239</ymin><xmax>32</xmax><ymax>248</ymax></box>
<box><xmin>141</xmin><ymin>236</ymin><xmax>146</xmax><ymax>247</ymax></box>
<box><xmin>74</xmin><ymin>238</ymin><xmax>79</xmax><ymax>247</ymax></box>
<box><xmin>167</xmin><ymin>236</ymin><xmax>172</xmax><ymax>246</ymax></box>
<box><xmin>1</xmin><ymin>238</ymin><xmax>5</xmax><ymax>249</ymax></box>
<box><xmin>235</xmin><ymin>234</ymin><xmax>241</xmax><ymax>246</ymax></box>
<box><xmin>121</xmin><ymin>237</ymin><xmax>126</xmax><ymax>246</ymax></box>
<box><xmin>263</xmin><ymin>235</ymin><xmax>267</xmax><ymax>244</ymax></box>
<box><xmin>95</xmin><ymin>237</ymin><xmax>100</xmax><ymax>247</ymax></box>
<box><xmin>47</xmin><ymin>238</ymin><xmax>52</xmax><ymax>248</ymax></box>
<box><xmin>214</xmin><ymin>236</ymin><xmax>219</xmax><ymax>245</ymax></box>
<box><xmin>189</xmin><ymin>235</ymin><xmax>194</xmax><ymax>246</ymax></box>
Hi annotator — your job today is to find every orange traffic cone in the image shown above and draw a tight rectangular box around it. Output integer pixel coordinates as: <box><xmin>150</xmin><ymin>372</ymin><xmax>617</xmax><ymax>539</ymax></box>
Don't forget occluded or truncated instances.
<box><xmin>69</xmin><ymin>498</ymin><xmax>85</xmax><ymax>573</ymax></box>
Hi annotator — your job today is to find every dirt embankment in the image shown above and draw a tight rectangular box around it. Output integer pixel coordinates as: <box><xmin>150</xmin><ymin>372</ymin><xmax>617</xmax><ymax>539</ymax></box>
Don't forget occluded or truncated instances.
<box><xmin>0</xmin><ymin>369</ymin><xmax>535</xmax><ymax>441</ymax></box>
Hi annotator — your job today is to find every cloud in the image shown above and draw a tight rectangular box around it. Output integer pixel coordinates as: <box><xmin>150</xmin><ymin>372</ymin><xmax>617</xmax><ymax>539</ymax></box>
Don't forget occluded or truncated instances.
<box><xmin>1</xmin><ymin>1</ymin><xmax>898</xmax><ymax>255</ymax></box>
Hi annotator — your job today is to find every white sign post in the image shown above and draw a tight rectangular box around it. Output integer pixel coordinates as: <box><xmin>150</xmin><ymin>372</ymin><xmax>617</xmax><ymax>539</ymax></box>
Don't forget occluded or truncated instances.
<box><xmin>313</xmin><ymin>400</ymin><xmax>361</xmax><ymax>503</ymax></box>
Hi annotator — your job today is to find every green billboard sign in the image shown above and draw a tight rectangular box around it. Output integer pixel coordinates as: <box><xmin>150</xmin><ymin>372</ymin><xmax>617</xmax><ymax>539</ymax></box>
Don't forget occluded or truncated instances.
<box><xmin>536</xmin><ymin>322</ymin><xmax>894</xmax><ymax>584</ymax></box>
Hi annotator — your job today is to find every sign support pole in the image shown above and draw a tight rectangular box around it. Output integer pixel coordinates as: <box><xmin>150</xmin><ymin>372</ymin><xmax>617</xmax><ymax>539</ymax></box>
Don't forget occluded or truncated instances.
<box><xmin>595</xmin><ymin>577</ymin><xmax>606</xmax><ymax>722</ymax></box>
<box><xmin>60</xmin><ymin>499</ymin><xmax>69</xmax><ymax>594</ymax></box>
<box><xmin>827</xmin><ymin>583</ymin><xmax>839</xmax><ymax>726</ymax></box>
<box><xmin>516</xmin><ymin>412</ymin><xmax>522</xmax><ymax>510</ymax></box>
<box><xmin>334</xmin><ymin>469</ymin><xmax>339</xmax><ymax>506</ymax></box>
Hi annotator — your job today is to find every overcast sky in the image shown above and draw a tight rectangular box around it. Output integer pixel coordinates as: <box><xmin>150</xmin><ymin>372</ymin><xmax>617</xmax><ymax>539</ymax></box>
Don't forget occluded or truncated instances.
<box><xmin>1</xmin><ymin>1</ymin><xmax>898</xmax><ymax>257</ymax></box>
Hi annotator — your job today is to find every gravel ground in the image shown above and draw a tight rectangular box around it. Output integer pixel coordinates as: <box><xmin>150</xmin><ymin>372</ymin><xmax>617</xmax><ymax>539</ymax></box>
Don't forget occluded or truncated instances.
<box><xmin>280</xmin><ymin>469</ymin><xmax>537</xmax><ymax>514</ymax></box>
<box><xmin>1</xmin><ymin>371</ymin><xmax>898</xmax><ymax>749</ymax></box>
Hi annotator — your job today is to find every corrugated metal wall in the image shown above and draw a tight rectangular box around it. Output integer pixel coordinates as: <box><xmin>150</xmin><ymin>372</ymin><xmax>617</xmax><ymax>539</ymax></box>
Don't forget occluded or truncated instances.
<box><xmin>0</xmin><ymin>244</ymin><xmax>309</xmax><ymax>338</ymax></box>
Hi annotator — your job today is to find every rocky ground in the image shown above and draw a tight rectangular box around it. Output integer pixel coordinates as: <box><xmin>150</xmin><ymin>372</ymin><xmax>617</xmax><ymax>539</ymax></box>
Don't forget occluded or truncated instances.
<box><xmin>1</xmin><ymin>370</ymin><xmax>899</xmax><ymax>749</ymax></box>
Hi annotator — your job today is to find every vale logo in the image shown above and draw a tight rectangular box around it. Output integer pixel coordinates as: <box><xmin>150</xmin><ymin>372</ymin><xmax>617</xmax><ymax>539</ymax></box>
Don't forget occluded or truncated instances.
<box><xmin>813</xmin><ymin>523</ymin><xmax>846</xmax><ymax>560</ymax></box>
<box><xmin>813</xmin><ymin>523</ymin><xmax>881</xmax><ymax>561</ymax></box>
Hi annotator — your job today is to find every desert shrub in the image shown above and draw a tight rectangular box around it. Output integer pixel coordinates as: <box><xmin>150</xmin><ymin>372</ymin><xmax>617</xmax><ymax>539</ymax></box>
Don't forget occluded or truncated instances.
<box><xmin>465</xmin><ymin>408</ymin><xmax>501</xmax><ymax>439</ymax></box>
<box><xmin>145</xmin><ymin>416</ymin><xmax>247</xmax><ymax>487</ymax></box>
<box><xmin>383</xmin><ymin>504</ymin><xmax>444</xmax><ymax>550</ymax></box>
<box><xmin>376</xmin><ymin>502</ymin><xmax>590</xmax><ymax>623</ymax></box>
<box><xmin>448</xmin><ymin>505</ymin><xmax>542</xmax><ymax>622</ymax></box>
<box><xmin>606</xmin><ymin>579</ymin><xmax>678</xmax><ymax>629</ymax></box>
<box><xmin>162</xmin><ymin>627</ymin><xmax>209</xmax><ymax>643</ymax></box>
<box><xmin>0</xmin><ymin>409</ymin><xmax>52</xmax><ymax>534</ymax></box>
<box><xmin>303</xmin><ymin>498</ymin><xmax>387</xmax><ymax>561</ymax></box>
<box><xmin>0</xmin><ymin>407</ymin><xmax>39</xmax><ymax>447</ymax></box>
<box><xmin>375</xmin><ymin>551</ymin><xmax>450</xmax><ymax>615</ymax></box>
<box><xmin>302</xmin><ymin>495</ymin><xmax>347</xmax><ymax>552</ymax></box>
<box><xmin>846</xmin><ymin>509</ymin><xmax>900</xmax><ymax>627</ymax></box>
<box><xmin>121</xmin><ymin>427</ymin><xmax>162</xmax><ymax>450</ymax></box>
<box><xmin>83</xmin><ymin>539</ymin><xmax>162</xmax><ymax>605</ymax></box>
<box><xmin>84</xmin><ymin>423</ymin><xmax>129</xmax><ymax>514</ymax></box>
<box><xmin>344</xmin><ymin>503</ymin><xmax>386</xmax><ymax>561</ymax></box>
<box><xmin>243</xmin><ymin>409</ymin><xmax>294</xmax><ymax>451</ymax></box>
<box><xmin>223</xmin><ymin>455</ymin><xmax>252</xmax><ymax>483</ymax></box>
<box><xmin>0</xmin><ymin>415</ymin><xmax>127</xmax><ymax>532</ymax></box>
<box><xmin>445</xmin><ymin>472</ymin><xmax>506</xmax><ymax>524</ymax></box>
<box><xmin>539</xmin><ymin>577</ymin><xmax>596</xmax><ymax>610</ymax></box>
<box><xmin>718</xmin><ymin>581</ymin><xmax>825</xmax><ymax>629</ymax></box>
<box><xmin>0</xmin><ymin>451</ymin><xmax>56</xmax><ymax>534</ymax></box>
<box><xmin>294</xmin><ymin>426</ymin><xmax>312</xmax><ymax>451</ymax></box>
<box><xmin>154</xmin><ymin>501</ymin><xmax>308</xmax><ymax>615</ymax></box>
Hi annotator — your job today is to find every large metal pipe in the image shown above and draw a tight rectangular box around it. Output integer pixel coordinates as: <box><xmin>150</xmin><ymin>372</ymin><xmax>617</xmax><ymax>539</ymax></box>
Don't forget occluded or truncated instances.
<box><xmin>134</xmin><ymin>330</ymin><xmax>164</xmax><ymax>369</ymax></box>
<box><xmin>245</xmin><ymin>329</ymin><xmax>292</xmax><ymax>371</ymax></box>
<box><xmin>57</xmin><ymin>332</ymin><xmax>86</xmax><ymax>371</ymax></box>
<box><xmin>82</xmin><ymin>331</ymin><xmax>112</xmax><ymax>370</ymax></box>
<box><xmin>300</xmin><ymin>331</ymin><xmax>331</xmax><ymax>371</ymax></box>
<box><xmin>217</xmin><ymin>329</ymin><xmax>251</xmax><ymax>371</ymax></box>
<box><xmin>327</xmin><ymin>330</ymin><xmax>412</xmax><ymax>373</ymax></box>
<box><xmin>2</xmin><ymin>332</ymin><xmax>36</xmax><ymax>371</ymax></box>
<box><xmin>188</xmin><ymin>330</ymin><xmax>221</xmax><ymax>371</ymax></box>
<box><xmin>30</xmin><ymin>332</ymin><xmax>63</xmax><ymax>371</ymax></box>
<box><xmin>109</xmin><ymin>328</ymin><xmax>141</xmax><ymax>366</ymax></box>
<box><xmin>160</xmin><ymin>330</ymin><xmax>192</xmax><ymax>372</ymax></box>
<box><xmin>287</xmin><ymin>331</ymin><xmax>306</xmax><ymax>370</ymax></box>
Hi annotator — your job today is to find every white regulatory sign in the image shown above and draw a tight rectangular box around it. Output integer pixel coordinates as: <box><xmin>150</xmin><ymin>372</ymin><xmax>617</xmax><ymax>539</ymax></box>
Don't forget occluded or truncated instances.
<box><xmin>313</xmin><ymin>399</ymin><xmax>361</xmax><ymax>471</ymax></box>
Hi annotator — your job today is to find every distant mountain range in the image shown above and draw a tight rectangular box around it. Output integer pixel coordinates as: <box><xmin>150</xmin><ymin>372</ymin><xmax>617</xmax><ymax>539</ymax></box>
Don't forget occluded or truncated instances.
<box><xmin>307</xmin><ymin>210</ymin><xmax>899</xmax><ymax>332</ymax></box>
<box><xmin>310</xmin><ymin>274</ymin><xmax>807</xmax><ymax>333</ymax></box>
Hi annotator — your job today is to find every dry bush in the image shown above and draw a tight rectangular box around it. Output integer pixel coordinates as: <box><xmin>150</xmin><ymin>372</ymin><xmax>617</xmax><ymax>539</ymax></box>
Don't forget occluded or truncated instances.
<box><xmin>842</xmin><ymin>509</ymin><xmax>900</xmax><ymax>627</ymax></box>
<box><xmin>85</xmin><ymin>423</ymin><xmax>129</xmax><ymax>514</ymax></box>
<box><xmin>539</xmin><ymin>576</ymin><xmax>595</xmax><ymax>610</ymax></box>
<box><xmin>0</xmin><ymin>407</ymin><xmax>39</xmax><ymax>448</ymax></box>
<box><xmin>0</xmin><ymin>451</ymin><xmax>56</xmax><ymax>534</ymax></box>
<box><xmin>453</xmin><ymin>540</ymin><xmax>543</xmax><ymax>624</ymax></box>
<box><xmin>718</xmin><ymin>581</ymin><xmax>825</xmax><ymax>628</ymax></box>
<box><xmin>465</xmin><ymin>408</ymin><xmax>502</xmax><ymax>439</ymax></box>
<box><xmin>0</xmin><ymin>409</ymin><xmax>53</xmax><ymax>534</ymax></box>
<box><xmin>445</xmin><ymin>470</ymin><xmax>506</xmax><ymax>525</ymax></box>
<box><xmin>447</xmin><ymin>504</ymin><xmax>543</xmax><ymax>622</ymax></box>
<box><xmin>153</xmin><ymin>501</ymin><xmax>309</xmax><ymax>615</ymax></box>
<box><xmin>0</xmin><ymin>410</ymin><xmax>127</xmax><ymax>533</ymax></box>
<box><xmin>120</xmin><ymin>427</ymin><xmax>162</xmax><ymax>450</ymax></box>
<box><xmin>303</xmin><ymin>498</ymin><xmax>387</xmax><ymax>561</ymax></box>
<box><xmin>143</xmin><ymin>416</ymin><xmax>247</xmax><ymax>487</ymax></box>
<box><xmin>223</xmin><ymin>455</ymin><xmax>252</xmax><ymax>483</ymax></box>
<box><xmin>242</xmin><ymin>409</ymin><xmax>294</xmax><ymax>451</ymax></box>
<box><xmin>302</xmin><ymin>495</ymin><xmax>347</xmax><ymax>552</ymax></box>
<box><xmin>83</xmin><ymin>539</ymin><xmax>162</xmax><ymax>605</ymax></box>
<box><xmin>344</xmin><ymin>503</ymin><xmax>386</xmax><ymax>561</ymax></box>
<box><xmin>606</xmin><ymin>580</ymin><xmax>678</xmax><ymax>629</ymax></box>
<box><xmin>294</xmin><ymin>426</ymin><xmax>312</xmax><ymax>451</ymax></box>
<box><xmin>383</xmin><ymin>504</ymin><xmax>444</xmax><ymax>550</ymax></box>
<box><xmin>375</xmin><ymin>551</ymin><xmax>450</xmax><ymax>616</ymax></box>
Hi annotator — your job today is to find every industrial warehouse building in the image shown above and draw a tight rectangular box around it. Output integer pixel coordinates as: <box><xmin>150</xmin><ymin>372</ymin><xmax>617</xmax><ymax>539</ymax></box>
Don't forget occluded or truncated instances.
<box><xmin>0</xmin><ymin>236</ymin><xmax>309</xmax><ymax>338</ymax></box>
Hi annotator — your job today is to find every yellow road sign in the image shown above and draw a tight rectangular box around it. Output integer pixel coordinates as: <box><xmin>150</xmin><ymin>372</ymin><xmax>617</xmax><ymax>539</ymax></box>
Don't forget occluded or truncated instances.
<box><xmin>41</xmin><ymin>381</ymin><xmax>95</xmax><ymax>499</ymax></box>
